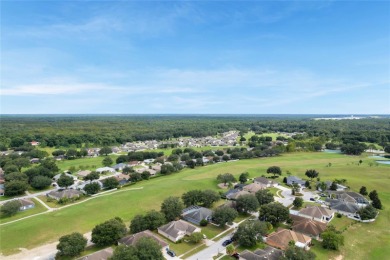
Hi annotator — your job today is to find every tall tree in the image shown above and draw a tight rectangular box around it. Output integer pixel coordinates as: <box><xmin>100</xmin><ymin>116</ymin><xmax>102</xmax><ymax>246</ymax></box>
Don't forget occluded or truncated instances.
<box><xmin>212</xmin><ymin>207</ymin><xmax>238</xmax><ymax>226</ymax></box>
<box><xmin>255</xmin><ymin>189</ymin><xmax>274</xmax><ymax>206</ymax></box>
<box><xmin>233</xmin><ymin>220</ymin><xmax>268</xmax><ymax>247</ymax></box>
<box><xmin>259</xmin><ymin>202</ymin><xmax>289</xmax><ymax>225</ymax></box>
<box><xmin>280</xmin><ymin>246</ymin><xmax>316</xmax><ymax>260</ymax></box>
<box><xmin>57</xmin><ymin>174</ymin><xmax>74</xmax><ymax>188</ymax></box>
<box><xmin>0</xmin><ymin>200</ymin><xmax>21</xmax><ymax>217</ymax></box>
<box><xmin>99</xmin><ymin>147</ymin><xmax>112</xmax><ymax>156</ymax></box>
<box><xmin>236</xmin><ymin>194</ymin><xmax>260</xmax><ymax>213</ymax></box>
<box><xmin>359</xmin><ymin>186</ymin><xmax>368</xmax><ymax>196</ymax></box>
<box><xmin>102</xmin><ymin>156</ymin><xmax>113</xmax><ymax>167</ymax></box>
<box><xmin>111</xmin><ymin>245</ymin><xmax>139</xmax><ymax>260</ymax></box>
<box><xmin>266</xmin><ymin>166</ymin><xmax>282</xmax><ymax>178</ymax></box>
<box><xmin>305</xmin><ymin>169</ymin><xmax>319</xmax><ymax>181</ymax></box>
<box><xmin>135</xmin><ymin>237</ymin><xmax>164</xmax><ymax>260</ymax></box>
<box><xmin>239</xmin><ymin>172</ymin><xmax>249</xmax><ymax>184</ymax></box>
<box><xmin>56</xmin><ymin>232</ymin><xmax>87</xmax><ymax>257</ymax></box>
<box><xmin>216</xmin><ymin>173</ymin><xmax>236</xmax><ymax>186</ymax></box>
<box><xmin>91</xmin><ymin>217</ymin><xmax>127</xmax><ymax>246</ymax></box>
<box><xmin>160</xmin><ymin>196</ymin><xmax>184</xmax><ymax>221</ymax></box>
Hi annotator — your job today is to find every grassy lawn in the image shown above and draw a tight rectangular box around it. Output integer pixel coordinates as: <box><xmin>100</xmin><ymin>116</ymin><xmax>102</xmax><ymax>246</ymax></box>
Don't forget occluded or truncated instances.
<box><xmin>329</xmin><ymin>215</ymin><xmax>357</xmax><ymax>231</ymax></box>
<box><xmin>56</xmin><ymin>155</ymin><xmax>120</xmax><ymax>172</ymax></box>
<box><xmin>268</xmin><ymin>187</ymin><xmax>280</xmax><ymax>196</ymax></box>
<box><xmin>236</xmin><ymin>241</ymin><xmax>266</xmax><ymax>252</ymax></box>
<box><xmin>1</xmin><ymin>152</ymin><xmax>389</xmax><ymax>260</ymax></box>
<box><xmin>202</xmin><ymin>224</ymin><xmax>228</xmax><ymax>239</ymax></box>
<box><xmin>0</xmin><ymin>198</ymin><xmax>47</xmax><ymax>224</ymax></box>
<box><xmin>180</xmin><ymin>244</ymin><xmax>207</xmax><ymax>259</ymax></box>
<box><xmin>220</xmin><ymin>256</ymin><xmax>235</xmax><ymax>260</ymax></box>
<box><xmin>169</xmin><ymin>240</ymin><xmax>202</xmax><ymax>256</ymax></box>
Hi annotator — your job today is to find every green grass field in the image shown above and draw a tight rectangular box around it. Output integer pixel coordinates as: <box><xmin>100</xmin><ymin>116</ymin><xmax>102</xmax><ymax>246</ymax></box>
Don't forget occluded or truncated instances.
<box><xmin>1</xmin><ymin>152</ymin><xmax>389</xmax><ymax>259</ymax></box>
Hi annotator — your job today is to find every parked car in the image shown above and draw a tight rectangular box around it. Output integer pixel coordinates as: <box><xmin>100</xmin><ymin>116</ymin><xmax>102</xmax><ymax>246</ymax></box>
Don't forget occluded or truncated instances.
<box><xmin>222</xmin><ymin>239</ymin><xmax>233</xmax><ymax>246</ymax></box>
<box><xmin>232</xmin><ymin>253</ymin><xmax>240</xmax><ymax>259</ymax></box>
<box><xmin>166</xmin><ymin>248</ymin><xmax>176</xmax><ymax>257</ymax></box>
<box><xmin>310</xmin><ymin>198</ymin><xmax>315</xmax><ymax>201</ymax></box>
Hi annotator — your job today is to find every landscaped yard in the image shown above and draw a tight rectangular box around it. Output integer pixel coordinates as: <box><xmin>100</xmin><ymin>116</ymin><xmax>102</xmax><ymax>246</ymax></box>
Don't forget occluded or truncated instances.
<box><xmin>0</xmin><ymin>152</ymin><xmax>389</xmax><ymax>260</ymax></box>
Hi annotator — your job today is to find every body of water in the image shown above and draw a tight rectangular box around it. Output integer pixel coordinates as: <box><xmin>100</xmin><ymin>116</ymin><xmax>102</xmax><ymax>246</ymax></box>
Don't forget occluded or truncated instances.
<box><xmin>376</xmin><ymin>160</ymin><xmax>390</xmax><ymax>165</ymax></box>
<box><xmin>323</xmin><ymin>149</ymin><xmax>342</xmax><ymax>154</ymax></box>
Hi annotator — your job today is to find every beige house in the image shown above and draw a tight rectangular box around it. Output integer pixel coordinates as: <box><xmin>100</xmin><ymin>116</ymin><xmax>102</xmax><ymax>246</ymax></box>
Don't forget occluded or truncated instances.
<box><xmin>158</xmin><ymin>220</ymin><xmax>200</xmax><ymax>242</ymax></box>
<box><xmin>266</xmin><ymin>229</ymin><xmax>311</xmax><ymax>250</ymax></box>
<box><xmin>243</xmin><ymin>183</ymin><xmax>265</xmax><ymax>193</ymax></box>
<box><xmin>253</xmin><ymin>177</ymin><xmax>277</xmax><ymax>187</ymax></box>
<box><xmin>298</xmin><ymin>206</ymin><xmax>334</xmax><ymax>223</ymax></box>
<box><xmin>119</xmin><ymin>230</ymin><xmax>168</xmax><ymax>250</ymax></box>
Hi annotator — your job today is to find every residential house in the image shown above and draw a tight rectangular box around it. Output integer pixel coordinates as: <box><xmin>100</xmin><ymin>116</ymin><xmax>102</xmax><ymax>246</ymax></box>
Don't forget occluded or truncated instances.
<box><xmin>30</xmin><ymin>141</ymin><xmax>40</xmax><ymax>146</ymax></box>
<box><xmin>79</xmin><ymin>247</ymin><xmax>113</xmax><ymax>260</ymax></box>
<box><xmin>265</xmin><ymin>229</ymin><xmax>311</xmax><ymax>250</ymax></box>
<box><xmin>119</xmin><ymin>230</ymin><xmax>168</xmax><ymax>250</ymax></box>
<box><xmin>87</xmin><ymin>148</ymin><xmax>100</xmax><ymax>157</ymax></box>
<box><xmin>225</xmin><ymin>189</ymin><xmax>250</xmax><ymax>200</ymax></box>
<box><xmin>243</xmin><ymin>183</ymin><xmax>265</xmax><ymax>193</ymax></box>
<box><xmin>30</xmin><ymin>158</ymin><xmax>40</xmax><ymax>164</ymax></box>
<box><xmin>18</xmin><ymin>198</ymin><xmax>35</xmax><ymax>211</ymax></box>
<box><xmin>240</xmin><ymin>247</ymin><xmax>283</xmax><ymax>260</ymax></box>
<box><xmin>326</xmin><ymin>199</ymin><xmax>360</xmax><ymax>216</ymax></box>
<box><xmin>114</xmin><ymin>173</ymin><xmax>130</xmax><ymax>185</ymax></box>
<box><xmin>76</xmin><ymin>170</ymin><xmax>92</xmax><ymax>179</ymax></box>
<box><xmin>254</xmin><ymin>177</ymin><xmax>277</xmax><ymax>187</ymax></box>
<box><xmin>129</xmin><ymin>161</ymin><xmax>141</xmax><ymax>167</ymax></box>
<box><xmin>290</xmin><ymin>215</ymin><xmax>327</xmax><ymax>239</ymax></box>
<box><xmin>143</xmin><ymin>159</ymin><xmax>155</xmax><ymax>164</ymax></box>
<box><xmin>286</xmin><ymin>176</ymin><xmax>306</xmax><ymax>187</ymax></box>
<box><xmin>182</xmin><ymin>206</ymin><xmax>213</xmax><ymax>225</ymax></box>
<box><xmin>327</xmin><ymin>191</ymin><xmax>369</xmax><ymax>206</ymax></box>
<box><xmin>298</xmin><ymin>206</ymin><xmax>334</xmax><ymax>222</ymax></box>
<box><xmin>96</xmin><ymin>167</ymin><xmax>116</xmax><ymax>174</ymax></box>
<box><xmin>0</xmin><ymin>170</ymin><xmax>5</xmax><ymax>196</ymax></box>
<box><xmin>78</xmin><ymin>180</ymin><xmax>104</xmax><ymax>190</ymax></box>
<box><xmin>158</xmin><ymin>220</ymin><xmax>201</xmax><ymax>242</ymax></box>
<box><xmin>47</xmin><ymin>189</ymin><xmax>83</xmax><ymax>201</ymax></box>
<box><xmin>112</xmin><ymin>163</ymin><xmax>128</xmax><ymax>171</ymax></box>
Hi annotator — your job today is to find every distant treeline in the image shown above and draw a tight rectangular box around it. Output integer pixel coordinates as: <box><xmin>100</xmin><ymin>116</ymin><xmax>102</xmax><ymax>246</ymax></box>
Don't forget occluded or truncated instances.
<box><xmin>0</xmin><ymin>115</ymin><xmax>389</xmax><ymax>149</ymax></box>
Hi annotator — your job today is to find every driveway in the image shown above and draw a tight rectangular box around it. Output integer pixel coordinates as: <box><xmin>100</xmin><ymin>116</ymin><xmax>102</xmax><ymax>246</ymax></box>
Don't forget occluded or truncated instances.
<box><xmin>186</xmin><ymin>233</ymin><xmax>233</xmax><ymax>260</ymax></box>
<box><xmin>274</xmin><ymin>185</ymin><xmax>316</xmax><ymax>207</ymax></box>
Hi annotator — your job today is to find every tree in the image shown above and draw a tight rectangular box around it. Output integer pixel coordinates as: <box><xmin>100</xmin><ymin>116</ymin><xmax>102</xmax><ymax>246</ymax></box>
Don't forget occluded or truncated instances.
<box><xmin>239</xmin><ymin>172</ymin><xmax>249</xmax><ymax>184</ymax></box>
<box><xmin>66</xmin><ymin>149</ymin><xmax>78</xmax><ymax>159</ymax></box>
<box><xmin>236</xmin><ymin>194</ymin><xmax>260</xmax><ymax>213</ymax></box>
<box><xmin>305</xmin><ymin>169</ymin><xmax>319</xmax><ymax>181</ymax></box>
<box><xmin>91</xmin><ymin>217</ymin><xmax>127</xmax><ymax>246</ymax></box>
<box><xmin>186</xmin><ymin>159</ymin><xmax>196</xmax><ymax>169</ymax></box>
<box><xmin>3</xmin><ymin>164</ymin><xmax>19</xmax><ymax>174</ymax></box>
<box><xmin>358</xmin><ymin>205</ymin><xmax>378</xmax><ymax>220</ymax></box>
<box><xmin>1</xmin><ymin>200</ymin><xmax>21</xmax><ymax>217</ymax></box>
<box><xmin>130</xmin><ymin>215</ymin><xmax>148</xmax><ymax>234</ymax></box>
<box><xmin>233</xmin><ymin>220</ymin><xmax>268</xmax><ymax>247</ymax></box>
<box><xmin>13</xmin><ymin>158</ymin><xmax>31</xmax><ymax>171</ymax></box>
<box><xmin>216</xmin><ymin>173</ymin><xmax>236</xmax><ymax>186</ymax></box>
<box><xmin>188</xmin><ymin>232</ymin><xmax>203</xmax><ymax>243</ymax></box>
<box><xmin>280</xmin><ymin>246</ymin><xmax>316</xmax><ymax>260</ymax></box>
<box><xmin>103</xmin><ymin>177</ymin><xmax>119</xmax><ymax>189</ymax></box>
<box><xmin>5</xmin><ymin>172</ymin><xmax>28</xmax><ymax>182</ymax></box>
<box><xmin>57</xmin><ymin>174</ymin><xmax>74</xmax><ymax>188</ymax></box>
<box><xmin>259</xmin><ymin>202</ymin><xmax>289</xmax><ymax>225</ymax></box>
<box><xmin>322</xmin><ymin>228</ymin><xmax>344</xmax><ymax>250</ymax></box>
<box><xmin>84</xmin><ymin>182</ymin><xmax>101</xmax><ymax>195</ymax></box>
<box><xmin>123</xmin><ymin>166</ymin><xmax>134</xmax><ymax>174</ymax></box>
<box><xmin>31</xmin><ymin>176</ymin><xmax>52</xmax><ymax>190</ymax></box>
<box><xmin>84</xmin><ymin>171</ymin><xmax>100</xmax><ymax>181</ymax></box>
<box><xmin>212</xmin><ymin>207</ymin><xmax>238</xmax><ymax>226</ymax></box>
<box><xmin>215</xmin><ymin>150</ymin><xmax>224</xmax><ymax>156</ymax></box>
<box><xmin>222</xmin><ymin>155</ymin><xmax>230</xmax><ymax>161</ymax></box>
<box><xmin>201</xmin><ymin>189</ymin><xmax>220</xmax><ymax>207</ymax></box>
<box><xmin>318</xmin><ymin>181</ymin><xmax>328</xmax><ymax>192</ymax></box>
<box><xmin>99</xmin><ymin>147</ymin><xmax>112</xmax><ymax>156</ymax></box>
<box><xmin>4</xmin><ymin>181</ymin><xmax>28</xmax><ymax>196</ymax></box>
<box><xmin>135</xmin><ymin>237</ymin><xmax>164</xmax><ymax>260</ymax></box>
<box><xmin>143</xmin><ymin>210</ymin><xmax>166</xmax><ymax>230</ymax></box>
<box><xmin>359</xmin><ymin>186</ymin><xmax>368</xmax><ymax>196</ymax></box>
<box><xmin>255</xmin><ymin>189</ymin><xmax>274</xmax><ymax>206</ymax></box>
<box><xmin>141</xmin><ymin>171</ymin><xmax>151</xmax><ymax>180</ymax></box>
<box><xmin>293</xmin><ymin>197</ymin><xmax>304</xmax><ymax>208</ymax></box>
<box><xmin>102</xmin><ymin>156</ymin><xmax>113</xmax><ymax>167</ymax></box>
<box><xmin>116</xmin><ymin>155</ymin><xmax>129</xmax><ymax>164</ymax></box>
<box><xmin>369</xmin><ymin>190</ymin><xmax>379</xmax><ymax>201</ymax></box>
<box><xmin>372</xmin><ymin>198</ymin><xmax>383</xmax><ymax>209</ymax></box>
<box><xmin>182</xmin><ymin>190</ymin><xmax>204</xmax><ymax>207</ymax></box>
<box><xmin>56</xmin><ymin>232</ymin><xmax>87</xmax><ymax>257</ymax></box>
<box><xmin>160</xmin><ymin>196</ymin><xmax>184</xmax><ymax>221</ymax></box>
<box><xmin>40</xmin><ymin>158</ymin><xmax>59</xmax><ymax>172</ymax></box>
<box><xmin>266</xmin><ymin>166</ymin><xmax>282</xmax><ymax>178</ymax></box>
<box><xmin>129</xmin><ymin>172</ymin><xmax>142</xmax><ymax>183</ymax></box>
<box><xmin>111</xmin><ymin>245</ymin><xmax>139</xmax><ymax>260</ymax></box>
<box><xmin>330</xmin><ymin>182</ymin><xmax>338</xmax><ymax>191</ymax></box>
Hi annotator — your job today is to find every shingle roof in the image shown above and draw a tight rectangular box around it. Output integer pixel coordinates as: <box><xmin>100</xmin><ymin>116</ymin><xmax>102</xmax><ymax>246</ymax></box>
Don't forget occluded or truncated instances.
<box><xmin>243</xmin><ymin>183</ymin><xmax>265</xmax><ymax>193</ymax></box>
<box><xmin>327</xmin><ymin>199</ymin><xmax>360</xmax><ymax>214</ymax></box>
<box><xmin>254</xmin><ymin>177</ymin><xmax>276</xmax><ymax>185</ymax></box>
<box><xmin>47</xmin><ymin>189</ymin><xmax>83</xmax><ymax>199</ymax></box>
<box><xmin>18</xmin><ymin>198</ymin><xmax>35</xmax><ymax>207</ymax></box>
<box><xmin>240</xmin><ymin>246</ymin><xmax>283</xmax><ymax>260</ymax></box>
<box><xmin>80</xmin><ymin>247</ymin><xmax>113</xmax><ymax>260</ymax></box>
<box><xmin>182</xmin><ymin>206</ymin><xmax>213</xmax><ymax>224</ymax></box>
<box><xmin>290</xmin><ymin>215</ymin><xmax>327</xmax><ymax>237</ymax></box>
<box><xmin>266</xmin><ymin>229</ymin><xmax>311</xmax><ymax>250</ymax></box>
<box><xmin>118</xmin><ymin>230</ymin><xmax>168</xmax><ymax>248</ymax></box>
<box><xmin>158</xmin><ymin>220</ymin><xmax>198</xmax><ymax>239</ymax></box>
<box><xmin>299</xmin><ymin>206</ymin><xmax>334</xmax><ymax>219</ymax></box>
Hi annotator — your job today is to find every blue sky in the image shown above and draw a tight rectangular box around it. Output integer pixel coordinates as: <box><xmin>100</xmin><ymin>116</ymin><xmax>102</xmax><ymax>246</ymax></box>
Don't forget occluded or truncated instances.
<box><xmin>1</xmin><ymin>1</ymin><xmax>389</xmax><ymax>114</ymax></box>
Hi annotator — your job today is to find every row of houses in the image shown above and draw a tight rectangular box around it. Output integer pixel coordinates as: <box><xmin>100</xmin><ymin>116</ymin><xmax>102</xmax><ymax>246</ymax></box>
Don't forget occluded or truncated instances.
<box><xmin>225</xmin><ymin>176</ymin><xmax>278</xmax><ymax>200</ymax></box>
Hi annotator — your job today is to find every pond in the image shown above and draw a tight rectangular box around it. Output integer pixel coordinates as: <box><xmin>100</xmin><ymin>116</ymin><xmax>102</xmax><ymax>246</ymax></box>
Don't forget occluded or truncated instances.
<box><xmin>322</xmin><ymin>149</ymin><xmax>342</xmax><ymax>154</ymax></box>
<box><xmin>368</xmin><ymin>155</ymin><xmax>385</xmax><ymax>159</ymax></box>
<box><xmin>376</xmin><ymin>160</ymin><xmax>390</xmax><ymax>165</ymax></box>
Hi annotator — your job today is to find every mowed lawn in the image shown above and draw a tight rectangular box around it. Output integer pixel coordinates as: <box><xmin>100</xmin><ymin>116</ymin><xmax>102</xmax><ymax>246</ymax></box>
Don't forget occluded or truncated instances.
<box><xmin>1</xmin><ymin>152</ymin><xmax>389</xmax><ymax>259</ymax></box>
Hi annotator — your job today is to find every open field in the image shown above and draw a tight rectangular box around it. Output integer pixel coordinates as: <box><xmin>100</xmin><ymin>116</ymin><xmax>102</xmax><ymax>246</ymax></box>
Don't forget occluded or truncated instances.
<box><xmin>1</xmin><ymin>152</ymin><xmax>389</xmax><ymax>259</ymax></box>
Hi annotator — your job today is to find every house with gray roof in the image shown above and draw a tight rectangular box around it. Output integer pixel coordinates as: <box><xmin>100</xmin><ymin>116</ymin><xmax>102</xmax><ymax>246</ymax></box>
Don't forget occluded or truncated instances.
<box><xmin>240</xmin><ymin>246</ymin><xmax>283</xmax><ymax>260</ymax></box>
<box><xmin>326</xmin><ymin>199</ymin><xmax>360</xmax><ymax>216</ymax></box>
<box><xmin>79</xmin><ymin>247</ymin><xmax>113</xmax><ymax>260</ymax></box>
<box><xmin>327</xmin><ymin>191</ymin><xmax>369</xmax><ymax>205</ymax></box>
<box><xmin>112</xmin><ymin>163</ymin><xmax>128</xmax><ymax>171</ymax></box>
<box><xmin>286</xmin><ymin>176</ymin><xmax>306</xmax><ymax>186</ymax></box>
<box><xmin>158</xmin><ymin>220</ymin><xmax>201</xmax><ymax>242</ymax></box>
<box><xmin>18</xmin><ymin>198</ymin><xmax>35</xmax><ymax>211</ymax></box>
<box><xmin>47</xmin><ymin>189</ymin><xmax>83</xmax><ymax>201</ymax></box>
<box><xmin>182</xmin><ymin>206</ymin><xmax>213</xmax><ymax>225</ymax></box>
<box><xmin>96</xmin><ymin>167</ymin><xmax>116</xmax><ymax>174</ymax></box>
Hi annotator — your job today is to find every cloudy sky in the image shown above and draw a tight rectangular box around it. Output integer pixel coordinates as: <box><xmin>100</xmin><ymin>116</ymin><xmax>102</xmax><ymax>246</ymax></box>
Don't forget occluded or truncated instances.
<box><xmin>1</xmin><ymin>1</ymin><xmax>389</xmax><ymax>114</ymax></box>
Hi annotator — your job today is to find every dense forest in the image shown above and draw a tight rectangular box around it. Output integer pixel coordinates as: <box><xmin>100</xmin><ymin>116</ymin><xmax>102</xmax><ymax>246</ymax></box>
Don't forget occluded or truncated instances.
<box><xmin>0</xmin><ymin>115</ymin><xmax>390</xmax><ymax>149</ymax></box>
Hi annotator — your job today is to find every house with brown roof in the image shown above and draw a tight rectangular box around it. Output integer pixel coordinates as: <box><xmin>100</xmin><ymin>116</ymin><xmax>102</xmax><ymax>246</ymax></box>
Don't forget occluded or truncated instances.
<box><xmin>254</xmin><ymin>177</ymin><xmax>277</xmax><ymax>187</ymax></box>
<box><xmin>18</xmin><ymin>198</ymin><xmax>35</xmax><ymax>211</ymax></box>
<box><xmin>114</xmin><ymin>173</ymin><xmax>130</xmax><ymax>185</ymax></box>
<box><xmin>243</xmin><ymin>183</ymin><xmax>265</xmax><ymax>193</ymax></box>
<box><xmin>290</xmin><ymin>215</ymin><xmax>327</xmax><ymax>239</ymax></box>
<box><xmin>79</xmin><ymin>247</ymin><xmax>113</xmax><ymax>260</ymax></box>
<box><xmin>158</xmin><ymin>220</ymin><xmax>201</xmax><ymax>242</ymax></box>
<box><xmin>240</xmin><ymin>246</ymin><xmax>283</xmax><ymax>260</ymax></box>
<box><xmin>265</xmin><ymin>229</ymin><xmax>311</xmax><ymax>250</ymax></box>
<box><xmin>118</xmin><ymin>230</ymin><xmax>168</xmax><ymax>249</ymax></box>
<box><xmin>76</xmin><ymin>170</ymin><xmax>92</xmax><ymax>179</ymax></box>
<box><xmin>298</xmin><ymin>206</ymin><xmax>334</xmax><ymax>223</ymax></box>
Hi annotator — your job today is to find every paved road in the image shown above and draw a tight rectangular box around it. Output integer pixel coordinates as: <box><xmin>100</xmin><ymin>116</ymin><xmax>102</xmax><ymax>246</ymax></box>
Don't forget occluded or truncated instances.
<box><xmin>186</xmin><ymin>233</ymin><xmax>233</xmax><ymax>260</ymax></box>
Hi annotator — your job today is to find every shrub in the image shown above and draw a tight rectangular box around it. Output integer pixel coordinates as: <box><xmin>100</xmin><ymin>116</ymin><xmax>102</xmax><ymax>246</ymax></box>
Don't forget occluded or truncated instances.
<box><xmin>200</xmin><ymin>219</ymin><xmax>208</xmax><ymax>226</ymax></box>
